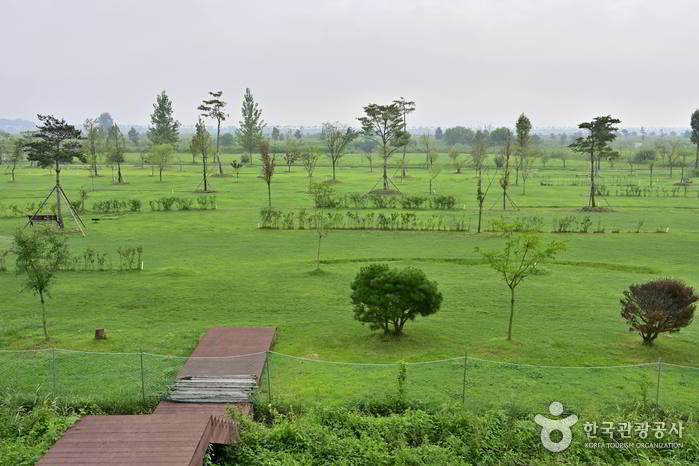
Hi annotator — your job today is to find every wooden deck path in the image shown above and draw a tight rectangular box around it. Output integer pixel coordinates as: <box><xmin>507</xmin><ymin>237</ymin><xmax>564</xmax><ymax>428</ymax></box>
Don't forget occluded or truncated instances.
<box><xmin>39</xmin><ymin>326</ymin><xmax>276</xmax><ymax>466</ymax></box>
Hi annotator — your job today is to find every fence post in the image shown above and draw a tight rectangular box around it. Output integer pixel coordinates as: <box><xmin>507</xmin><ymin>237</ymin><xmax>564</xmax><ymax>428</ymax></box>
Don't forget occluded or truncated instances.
<box><xmin>266</xmin><ymin>351</ymin><xmax>272</xmax><ymax>404</ymax></box>
<box><xmin>51</xmin><ymin>348</ymin><xmax>57</xmax><ymax>395</ymax></box>
<box><xmin>140</xmin><ymin>349</ymin><xmax>146</xmax><ymax>406</ymax></box>
<box><xmin>655</xmin><ymin>359</ymin><xmax>661</xmax><ymax>406</ymax></box>
<box><xmin>461</xmin><ymin>352</ymin><xmax>467</xmax><ymax>405</ymax></box>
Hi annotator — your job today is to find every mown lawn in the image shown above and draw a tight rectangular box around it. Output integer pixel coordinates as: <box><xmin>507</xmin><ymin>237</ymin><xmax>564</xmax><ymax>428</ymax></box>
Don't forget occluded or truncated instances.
<box><xmin>1</xmin><ymin>154</ymin><xmax>697</xmax><ymax>411</ymax></box>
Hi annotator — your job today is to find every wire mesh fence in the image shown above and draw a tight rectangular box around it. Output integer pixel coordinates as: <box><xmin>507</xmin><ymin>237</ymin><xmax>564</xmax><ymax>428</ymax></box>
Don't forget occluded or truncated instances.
<box><xmin>1</xmin><ymin>349</ymin><xmax>697</xmax><ymax>412</ymax></box>
<box><xmin>258</xmin><ymin>353</ymin><xmax>699</xmax><ymax>413</ymax></box>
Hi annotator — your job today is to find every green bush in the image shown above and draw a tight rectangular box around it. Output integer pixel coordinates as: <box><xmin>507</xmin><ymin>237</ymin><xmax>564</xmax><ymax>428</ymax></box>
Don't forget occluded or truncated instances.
<box><xmin>222</xmin><ymin>402</ymin><xmax>697</xmax><ymax>465</ymax></box>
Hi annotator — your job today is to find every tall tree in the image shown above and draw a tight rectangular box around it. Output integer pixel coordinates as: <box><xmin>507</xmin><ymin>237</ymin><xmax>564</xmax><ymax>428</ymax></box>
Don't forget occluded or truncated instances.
<box><xmin>514</xmin><ymin>113</ymin><xmax>531</xmax><ymax>191</ymax></box>
<box><xmin>97</xmin><ymin>112</ymin><xmax>114</xmax><ymax>132</ymax></box>
<box><xmin>434</xmin><ymin>127</ymin><xmax>443</xmax><ymax>139</ymax></box>
<box><xmin>499</xmin><ymin>129</ymin><xmax>513</xmax><ymax>209</ymax></box>
<box><xmin>569</xmin><ymin>115</ymin><xmax>621</xmax><ymax>207</ymax></box>
<box><xmin>321</xmin><ymin>122</ymin><xmax>357</xmax><ymax>181</ymax></box>
<box><xmin>237</xmin><ymin>88</ymin><xmax>265</xmax><ymax>164</ymax></box>
<box><xmin>12</xmin><ymin>226</ymin><xmax>69</xmax><ymax>340</ymax></box>
<box><xmin>473</xmin><ymin>130</ymin><xmax>489</xmax><ymax>233</ymax></box>
<box><xmin>106</xmin><ymin>123</ymin><xmax>126</xmax><ymax>183</ymax></box>
<box><xmin>284</xmin><ymin>138</ymin><xmax>302</xmax><ymax>172</ymax></box>
<box><xmin>192</xmin><ymin>118</ymin><xmax>212</xmax><ymax>191</ymax></box>
<box><xmin>147</xmin><ymin>91</ymin><xmax>180</xmax><ymax>145</ymax></box>
<box><xmin>83</xmin><ymin>118</ymin><xmax>101</xmax><ymax>177</ymax></box>
<box><xmin>9</xmin><ymin>136</ymin><xmax>26</xmax><ymax>182</ymax></box>
<box><xmin>198</xmin><ymin>90</ymin><xmax>228</xmax><ymax>176</ymax></box>
<box><xmin>149</xmin><ymin>144</ymin><xmax>173</xmax><ymax>181</ymax></box>
<box><xmin>358</xmin><ymin>103</ymin><xmax>409</xmax><ymax>191</ymax></box>
<box><xmin>690</xmin><ymin>109</ymin><xmax>699</xmax><ymax>168</ymax></box>
<box><xmin>127</xmin><ymin>127</ymin><xmax>140</xmax><ymax>150</ymax></box>
<box><xmin>393</xmin><ymin>97</ymin><xmax>416</xmax><ymax>177</ymax></box>
<box><xmin>477</xmin><ymin>230</ymin><xmax>564</xmax><ymax>341</ymax></box>
<box><xmin>271</xmin><ymin>126</ymin><xmax>280</xmax><ymax>141</ymax></box>
<box><xmin>24</xmin><ymin>115</ymin><xmax>85</xmax><ymax>227</ymax></box>
<box><xmin>259</xmin><ymin>140</ymin><xmax>275</xmax><ymax>207</ymax></box>
<box><xmin>633</xmin><ymin>148</ymin><xmax>657</xmax><ymax>187</ymax></box>
<box><xmin>420</xmin><ymin>131</ymin><xmax>435</xmax><ymax>167</ymax></box>
<box><xmin>300</xmin><ymin>148</ymin><xmax>320</xmax><ymax>186</ymax></box>
<box><xmin>355</xmin><ymin>138</ymin><xmax>378</xmax><ymax>171</ymax></box>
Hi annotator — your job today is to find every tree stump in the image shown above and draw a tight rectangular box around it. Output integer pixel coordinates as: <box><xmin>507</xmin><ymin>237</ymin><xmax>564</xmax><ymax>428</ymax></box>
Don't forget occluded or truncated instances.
<box><xmin>95</xmin><ymin>328</ymin><xmax>106</xmax><ymax>340</ymax></box>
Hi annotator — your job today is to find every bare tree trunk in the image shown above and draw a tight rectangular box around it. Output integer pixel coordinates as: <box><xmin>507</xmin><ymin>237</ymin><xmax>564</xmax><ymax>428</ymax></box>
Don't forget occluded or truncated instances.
<box><xmin>316</xmin><ymin>231</ymin><xmax>322</xmax><ymax>270</ymax></box>
<box><xmin>267</xmin><ymin>182</ymin><xmax>272</xmax><ymax>207</ymax></box>
<box><xmin>203</xmin><ymin>154</ymin><xmax>208</xmax><ymax>191</ymax></box>
<box><xmin>39</xmin><ymin>289</ymin><xmax>48</xmax><ymax>340</ymax></box>
<box><xmin>507</xmin><ymin>287</ymin><xmax>515</xmax><ymax>341</ymax></box>
<box><xmin>383</xmin><ymin>154</ymin><xmax>389</xmax><ymax>190</ymax></box>
<box><xmin>589</xmin><ymin>154</ymin><xmax>596</xmax><ymax>207</ymax></box>
<box><xmin>216</xmin><ymin>120</ymin><xmax>223</xmax><ymax>176</ymax></box>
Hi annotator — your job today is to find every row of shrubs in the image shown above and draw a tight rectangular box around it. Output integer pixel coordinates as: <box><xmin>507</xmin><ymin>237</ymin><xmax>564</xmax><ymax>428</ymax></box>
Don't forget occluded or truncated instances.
<box><xmin>259</xmin><ymin>208</ymin><xmax>472</xmax><ymax>231</ymax></box>
<box><xmin>92</xmin><ymin>199</ymin><xmax>142</xmax><ymax>213</ymax></box>
<box><xmin>61</xmin><ymin>246</ymin><xmax>143</xmax><ymax>271</ymax></box>
<box><xmin>315</xmin><ymin>193</ymin><xmax>457</xmax><ymax>210</ymax></box>
<box><xmin>148</xmin><ymin>195</ymin><xmax>216</xmax><ymax>211</ymax></box>
<box><xmin>0</xmin><ymin>246</ymin><xmax>144</xmax><ymax>272</ymax></box>
<box><xmin>609</xmin><ymin>185</ymin><xmax>696</xmax><ymax>197</ymax></box>
<box><xmin>485</xmin><ymin>215</ymin><xmax>668</xmax><ymax>234</ymax></box>
<box><xmin>93</xmin><ymin>196</ymin><xmax>217</xmax><ymax>213</ymax></box>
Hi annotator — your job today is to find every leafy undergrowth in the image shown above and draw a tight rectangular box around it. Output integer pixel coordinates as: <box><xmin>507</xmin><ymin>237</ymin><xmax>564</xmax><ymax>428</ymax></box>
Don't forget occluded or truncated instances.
<box><xmin>0</xmin><ymin>396</ymin><xmax>80</xmax><ymax>465</ymax></box>
<box><xmin>0</xmin><ymin>395</ymin><xmax>153</xmax><ymax>465</ymax></box>
<box><xmin>220</xmin><ymin>399</ymin><xmax>699</xmax><ymax>465</ymax></box>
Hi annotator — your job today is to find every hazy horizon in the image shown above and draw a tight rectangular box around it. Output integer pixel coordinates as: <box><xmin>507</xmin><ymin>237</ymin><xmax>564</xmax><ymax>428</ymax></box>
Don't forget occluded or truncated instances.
<box><xmin>1</xmin><ymin>0</ymin><xmax>697</xmax><ymax>129</ymax></box>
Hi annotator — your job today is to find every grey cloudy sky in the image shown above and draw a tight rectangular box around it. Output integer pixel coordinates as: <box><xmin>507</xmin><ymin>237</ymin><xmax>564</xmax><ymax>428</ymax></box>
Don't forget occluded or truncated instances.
<box><xmin>1</xmin><ymin>0</ymin><xmax>697</xmax><ymax>129</ymax></box>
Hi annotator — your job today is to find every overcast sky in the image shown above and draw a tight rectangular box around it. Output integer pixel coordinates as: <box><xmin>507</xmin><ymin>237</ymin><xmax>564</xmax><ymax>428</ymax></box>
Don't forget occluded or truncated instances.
<box><xmin>1</xmin><ymin>0</ymin><xmax>697</xmax><ymax>129</ymax></box>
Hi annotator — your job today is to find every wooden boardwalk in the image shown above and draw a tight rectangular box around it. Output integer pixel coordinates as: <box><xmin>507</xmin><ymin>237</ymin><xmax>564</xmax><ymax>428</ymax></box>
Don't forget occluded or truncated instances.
<box><xmin>39</xmin><ymin>326</ymin><xmax>276</xmax><ymax>466</ymax></box>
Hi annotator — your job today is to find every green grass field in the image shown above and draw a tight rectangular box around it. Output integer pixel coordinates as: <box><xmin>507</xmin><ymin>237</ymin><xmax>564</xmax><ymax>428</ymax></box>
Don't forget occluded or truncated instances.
<box><xmin>1</xmin><ymin>153</ymin><xmax>698</xmax><ymax>412</ymax></box>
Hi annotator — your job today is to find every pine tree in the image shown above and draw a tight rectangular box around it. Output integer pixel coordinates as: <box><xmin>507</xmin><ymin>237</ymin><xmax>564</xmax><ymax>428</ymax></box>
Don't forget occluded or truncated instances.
<box><xmin>147</xmin><ymin>91</ymin><xmax>180</xmax><ymax>146</ymax></box>
<box><xmin>237</xmin><ymin>88</ymin><xmax>265</xmax><ymax>164</ymax></box>
<box><xmin>198</xmin><ymin>91</ymin><xmax>227</xmax><ymax>176</ymax></box>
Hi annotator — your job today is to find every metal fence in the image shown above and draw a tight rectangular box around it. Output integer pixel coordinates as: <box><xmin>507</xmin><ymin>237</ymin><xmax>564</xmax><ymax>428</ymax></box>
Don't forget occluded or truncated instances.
<box><xmin>1</xmin><ymin>349</ymin><xmax>697</xmax><ymax>412</ymax></box>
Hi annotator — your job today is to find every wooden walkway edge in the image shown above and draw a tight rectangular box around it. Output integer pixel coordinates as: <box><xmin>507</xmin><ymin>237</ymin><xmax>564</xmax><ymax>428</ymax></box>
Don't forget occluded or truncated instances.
<box><xmin>39</xmin><ymin>326</ymin><xmax>276</xmax><ymax>466</ymax></box>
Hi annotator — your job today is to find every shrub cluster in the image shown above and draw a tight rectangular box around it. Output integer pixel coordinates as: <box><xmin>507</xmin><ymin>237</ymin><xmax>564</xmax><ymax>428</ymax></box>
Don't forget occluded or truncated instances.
<box><xmin>92</xmin><ymin>199</ymin><xmax>142</xmax><ymax>213</ymax></box>
<box><xmin>223</xmin><ymin>401</ymin><xmax>696</xmax><ymax>465</ymax></box>
<box><xmin>259</xmin><ymin>208</ymin><xmax>471</xmax><ymax>232</ymax></box>
<box><xmin>148</xmin><ymin>195</ymin><xmax>216</xmax><ymax>211</ymax></box>
<box><xmin>315</xmin><ymin>193</ymin><xmax>457</xmax><ymax>210</ymax></box>
<box><xmin>58</xmin><ymin>246</ymin><xmax>143</xmax><ymax>272</ymax></box>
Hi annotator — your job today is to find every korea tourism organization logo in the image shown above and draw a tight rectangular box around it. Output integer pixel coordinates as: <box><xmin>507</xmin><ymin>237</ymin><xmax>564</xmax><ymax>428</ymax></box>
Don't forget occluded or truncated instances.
<box><xmin>534</xmin><ymin>401</ymin><xmax>685</xmax><ymax>453</ymax></box>
<box><xmin>534</xmin><ymin>402</ymin><xmax>578</xmax><ymax>452</ymax></box>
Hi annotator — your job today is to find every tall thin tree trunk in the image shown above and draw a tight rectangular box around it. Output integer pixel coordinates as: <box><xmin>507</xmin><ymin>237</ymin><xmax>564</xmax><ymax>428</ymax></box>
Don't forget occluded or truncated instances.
<box><xmin>383</xmin><ymin>154</ymin><xmax>388</xmax><ymax>190</ymax></box>
<box><xmin>589</xmin><ymin>154</ymin><xmax>596</xmax><ymax>207</ymax></box>
<box><xmin>117</xmin><ymin>162</ymin><xmax>123</xmax><ymax>183</ymax></box>
<box><xmin>507</xmin><ymin>287</ymin><xmax>515</xmax><ymax>341</ymax></box>
<box><xmin>159</xmin><ymin>168</ymin><xmax>163</xmax><ymax>182</ymax></box>
<box><xmin>267</xmin><ymin>182</ymin><xmax>271</xmax><ymax>207</ymax></box>
<box><xmin>203</xmin><ymin>154</ymin><xmax>208</xmax><ymax>191</ymax></box>
<box><xmin>39</xmin><ymin>289</ymin><xmax>48</xmax><ymax>340</ymax></box>
<box><xmin>316</xmin><ymin>231</ymin><xmax>322</xmax><ymax>270</ymax></box>
<box><xmin>216</xmin><ymin>120</ymin><xmax>223</xmax><ymax>176</ymax></box>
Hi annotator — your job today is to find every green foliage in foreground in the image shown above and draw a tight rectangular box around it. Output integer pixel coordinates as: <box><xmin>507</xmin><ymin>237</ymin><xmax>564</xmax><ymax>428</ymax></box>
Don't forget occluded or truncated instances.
<box><xmin>0</xmin><ymin>397</ymin><xmax>80</xmax><ymax>465</ymax></box>
<box><xmin>222</xmin><ymin>401</ymin><xmax>698</xmax><ymax>465</ymax></box>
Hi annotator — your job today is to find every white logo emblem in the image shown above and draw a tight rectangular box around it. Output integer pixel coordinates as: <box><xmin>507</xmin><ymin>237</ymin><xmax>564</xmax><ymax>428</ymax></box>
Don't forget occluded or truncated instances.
<box><xmin>534</xmin><ymin>401</ymin><xmax>578</xmax><ymax>452</ymax></box>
